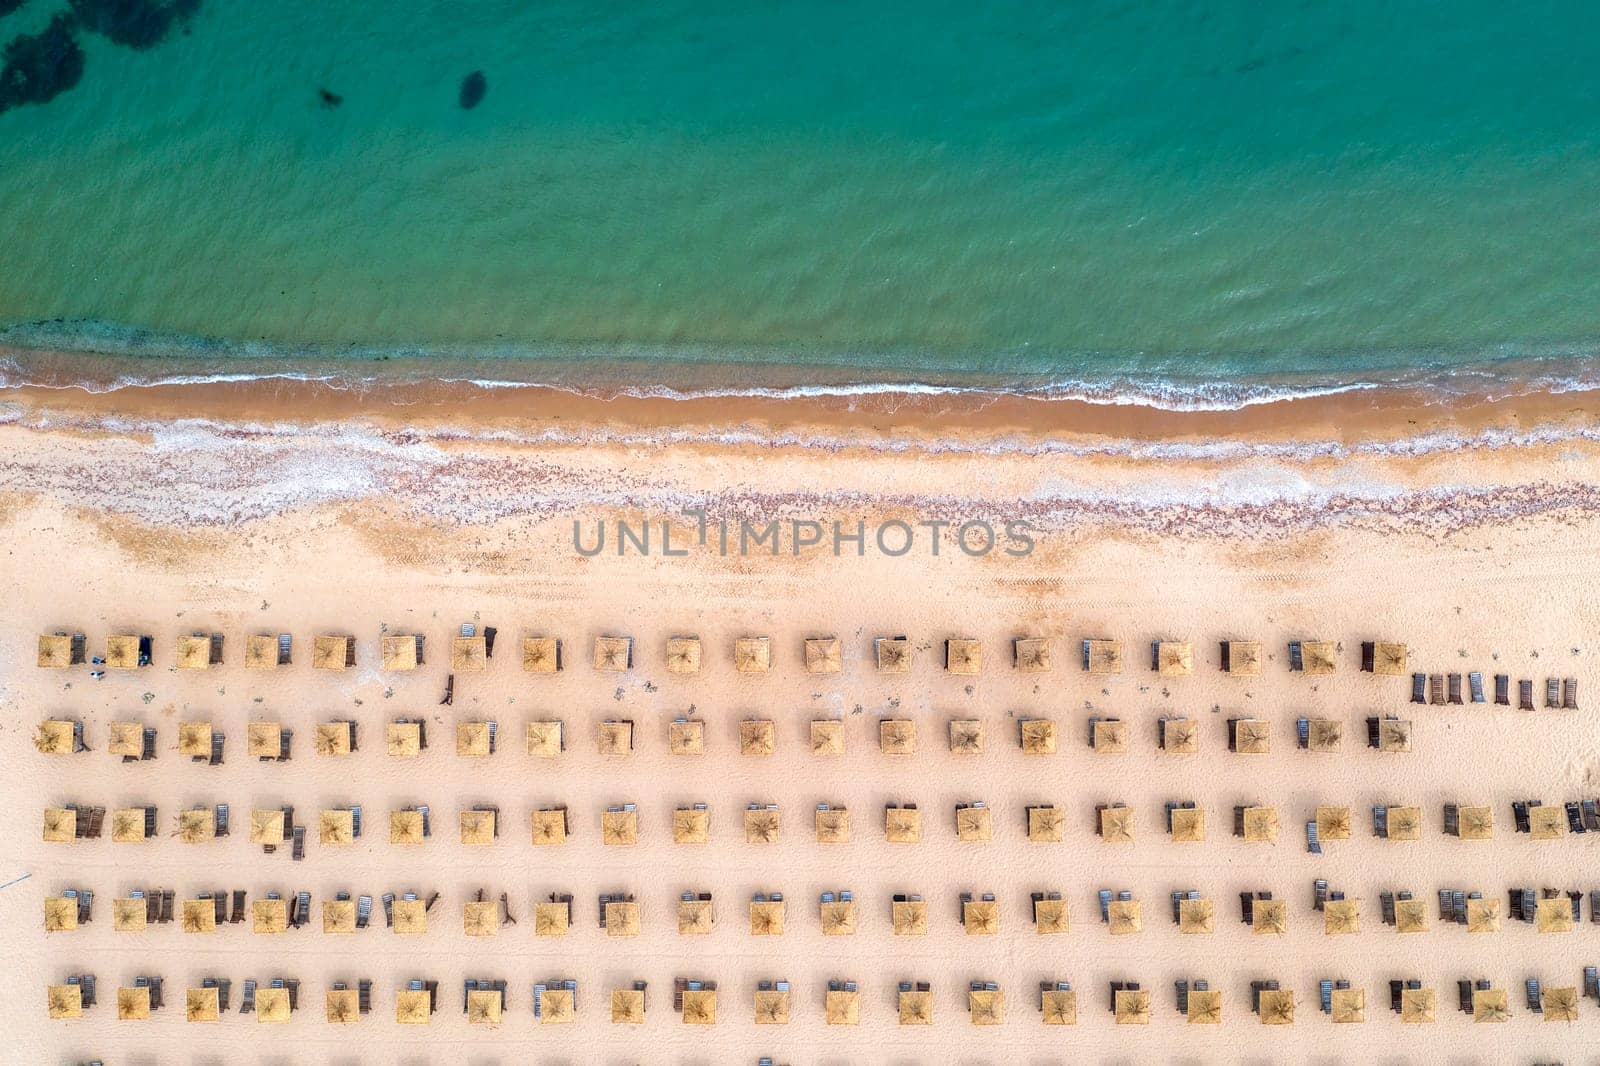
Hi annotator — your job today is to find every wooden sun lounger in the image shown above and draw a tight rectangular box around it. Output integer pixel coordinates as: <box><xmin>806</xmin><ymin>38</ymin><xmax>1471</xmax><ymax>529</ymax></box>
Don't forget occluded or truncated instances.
<box><xmin>1468</xmin><ymin>671</ymin><xmax>1485</xmax><ymax>703</ymax></box>
<box><xmin>1447</xmin><ymin>673</ymin><xmax>1463</xmax><ymax>704</ymax></box>
<box><xmin>1410</xmin><ymin>673</ymin><xmax>1426</xmax><ymax>703</ymax></box>
<box><xmin>1546</xmin><ymin>678</ymin><xmax>1561</xmax><ymax>708</ymax></box>
<box><xmin>1494</xmin><ymin>673</ymin><xmax>1510</xmax><ymax>704</ymax></box>
<box><xmin>1519</xmin><ymin>679</ymin><xmax>1534</xmax><ymax>710</ymax></box>
<box><xmin>1429</xmin><ymin>674</ymin><xmax>1445</xmax><ymax>705</ymax></box>
<box><xmin>1563</xmin><ymin>678</ymin><xmax>1579</xmax><ymax>709</ymax></box>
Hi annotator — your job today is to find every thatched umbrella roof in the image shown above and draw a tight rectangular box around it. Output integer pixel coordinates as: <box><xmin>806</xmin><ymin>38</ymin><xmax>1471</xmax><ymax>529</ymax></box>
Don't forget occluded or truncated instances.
<box><xmin>1258</xmin><ymin>989</ymin><xmax>1295</xmax><ymax>1025</ymax></box>
<box><xmin>968</xmin><ymin>988</ymin><xmax>1002</xmax><ymax>1026</ymax></box>
<box><xmin>1028</xmin><ymin>805</ymin><xmax>1063</xmax><ymax>843</ymax></box>
<box><xmin>956</xmin><ymin>806</ymin><xmax>993</xmax><ymax>842</ymax></box>
<box><xmin>603</xmin><ymin>900</ymin><xmax>640</xmax><ymax>936</ymax></box>
<box><xmin>677</xmin><ymin>898</ymin><xmax>714</xmax><ymax>934</ymax></box>
<box><xmin>1315</xmin><ymin>805</ymin><xmax>1351</xmax><ymax>840</ymax></box>
<box><xmin>749</xmin><ymin>900</ymin><xmax>785</xmax><ymax>936</ymax></box>
<box><xmin>814</xmin><ymin>807</ymin><xmax>850</xmax><ymax>843</ymax></box>
<box><xmin>1542</xmin><ymin>986</ymin><xmax>1579</xmax><ymax>1022</ymax></box>
<box><xmin>744</xmin><ymin>807</ymin><xmax>780</xmax><ymax>844</ymax></box>
<box><xmin>256</xmin><ymin>986</ymin><xmax>292</xmax><ymax>1022</ymax></box>
<box><xmin>680</xmin><ymin>988</ymin><xmax>716</xmax><ymax>1025</ymax></box>
<box><xmin>1395</xmin><ymin>899</ymin><xmax>1428</xmax><ymax>934</ymax></box>
<box><xmin>395</xmin><ymin>988</ymin><xmax>431</xmax><ymax>1025</ymax></box>
<box><xmin>610</xmin><ymin>988</ymin><xmax>645</xmax><ymax>1024</ymax></box>
<box><xmin>1386</xmin><ymin>805</ymin><xmax>1422</xmax><ymax>840</ymax></box>
<box><xmin>597</xmin><ymin>720</ymin><xmax>633</xmax><ymax>756</ymax></box>
<box><xmin>111</xmin><ymin>807</ymin><xmax>146</xmax><ymax>843</ymax></box>
<box><xmin>37</xmin><ymin>634</ymin><xmax>72</xmax><ymax>669</ymax></box>
<box><xmin>1107</xmin><ymin>899</ymin><xmax>1142</xmax><ymax>935</ymax></box>
<box><xmin>1471</xmin><ymin>988</ymin><xmax>1509</xmax><ymax>1023</ymax></box>
<box><xmin>381</xmin><ymin>634</ymin><xmax>418</xmax><ymax>672</ymax></box>
<box><xmin>535</xmin><ymin>900</ymin><xmax>570</xmax><ymax>936</ymax></box>
<box><xmin>898</xmin><ymin>988</ymin><xmax>933</xmax><ymax>1025</ymax></box>
<box><xmin>1113</xmin><ymin>988</ymin><xmax>1150</xmax><ymax>1024</ymax></box>
<box><xmin>1170</xmin><ymin>807</ymin><xmax>1205</xmax><ymax>843</ymax></box>
<box><xmin>526</xmin><ymin>720</ymin><xmax>563</xmax><ymax>757</ymax></box>
<box><xmin>1178</xmin><ymin>897</ymin><xmax>1214</xmax><ymax>934</ymax></box>
<box><xmin>1034</xmin><ymin>898</ymin><xmax>1068</xmax><ymax>934</ymax></box>
<box><xmin>602</xmin><ymin>808</ymin><xmax>639</xmax><ymax>846</ymax></box>
<box><xmin>949</xmin><ymin>719</ymin><xmax>984</xmax><ymax>754</ymax></box>
<box><xmin>377</xmin><ymin>720</ymin><xmax>415</xmax><ymax>756</ymax></box>
<box><xmin>455</xmin><ymin>721</ymin><xmax>491</xmax><ymax>757</ymax></box>
<box><xmin>313</xmin><ymin>634</ymin><xmax>351</xmax><ymax>670</ymax></box>
<box><xmin>879</xmin><ymin>719</ymin><xmax>916</xmax><ymax>755</ymax></box>
<box><xmin>320</xmin><ymin>809</ymin><xmax>355</xmax><ymax>846</ymax></box>
<box><xmin>47</xmin><ymin>983</ymin><xmax>83</xmax><ymax>1019</ymax></box>
<box><xmin>1085</xmin><ymin>639</ymin><xmax>1122</xmax><ymax>674</ymax></box>
<box><xmin>1399</xmin><ymin>987</ymin><xmax>1435</xmax><ymax>1024</ymax></box>
<box><xmin>1224</xmin><ymin>639</ymin><xmax>1262</xmax><ymax>675</ymax></box>
<box><xmin>1162</xmin><ymin>717</ymin><xmax>1199</xmax><ymax>753</ymax></box>
<box><xmin>1465</xmin><ymin>897</ymin><xmax>1501</xmax><ymax>933</ymax></box>
<box><xmin>315</xmin><ymin>723</ymin><xmax>352</xmax><ymax>757</ymax></box>
<box><xmin>459</xmin><ymin>809</ymin><xmax>496</xmax><ymax>845</ymax></box>
<box><xmin>451</xmin><ymin>635</ymin><xmax>487</xmax><ymax>672</ymax></box>
<box><xmin>739</xmin><ymin>719</ymin><xmax>775</xmax><ymax>756</ymax></box>
<box><xmin>325</xmin><ymin>988</ymin><xmax>359</xmax><ymax>1024</ymax></box>
<box><xmin>665</xmin><ymin>636</ymin><xmax>701</xmax><ymax>675</ymax></box>
<box><xmin>1233</xmin><ymin>718</ymin><xmax>1270</xmax><ymax>754</ymax></box>
<box><xmin>113</xmin><ymin>897</ymin><xmax>147</xmax><ymax>932</ymax></box>
<box><xmin>821</xmin><ymin>899</ymin><xmax>858</xmax><ymax>936</ymax></box>
<box><xmin>177</xmin><ymin>807</ymin><xmax>214</xmax><ymax>844</ymax></box>
<box><xmin>1156</xmin><ymin>641</ymin><xmax>1193</xmax><ymax>676</ymax></box>
<box><xmin>42</xmin><ymin>807</ymin><xmax>76</xmax><ymax>843</ymax></box>
<box><xmin>108</xmin><ymin>721</ymin><xmax>143</xmax><ymax>758</ymax></box>
<box><xmin>1528</xmin><ymin>804</ymin><xmax>1565</xmax><ymax>840</ymax></box>
<box><xmin>875</xmin><ymin>636</ymin><xmax>911</xmax><ymax>673</ymax></box>
<box><xmin>753</xmin><ymin>989</ymin><xmax>790</xmax><ymax>1024</ymax></box>
<box><xmin>187</xmin><ymin>986</ymin><xmax>220</xmax><ymax>1022</ymax></box>
<box><xmin>1307</xmin><ymin>718</ymin><xmax>1342</xmax><ymax>752</ymax></box>
<box><xmin>252</xmin><ymin>897</ymin><xmax>288</xmax><ymax>934</ymax></box>
<box><xmin>592</xmin><ymin>635</ymin><xmax>633</xmax><ymax>672</ymax></box>
<box><xmin>177</xmin><ymin>720</ymin><xmax>212</xmax><ymax>758</ymax></box>
<box><xmin>522</xmin><ymin>636</ymin><xmax>560</xmax><ymax>673</ymax></box>
<box><xmin>323</xmin><ymin>899</ymin><xmax>356</xmax><ymax>933</ymax></box>
<box><xmin>176</xmin><ymin>634</ymin><xmax>211</xmax><ymax>670</ymax></box>
<box><xmin>672</xmin><ymin>808</ymin><xmax>710</xmax><ymax>844</ymax></box>
<box><xmin>1536</xmin><ymin>896</ymin><xmax>1574</xmax><ymax>933</ymax></box>
<box><xmin>118</xmin><ymin>985</ymin><xmax>152</xmax><ymax>1020</ymax></box>
<box><xmin>1378</xmin><ymin>718</ymin><xmax>1412</xmax><ymax>752</ymax></box>
<box><xmin>1014</xmin><ymin>637</ymin><xmax>1050</xmax><ymax>673</ymax></box>
<box><xmin>43</xmin><ymin>896</ymin><xmax>77</xmax><ymax>932</ymax></box>
<box><xmin>1372</xmin><ymin>641</ymin><xmax>1408</xmax><ymax>675</ymax></box>
<box><xmin>34</xmin><ymin>720</ymin><xmax>74</xmax><ymax>754</ymax></box>
<box><xmin>946</xmin><ymin>638</ymin><xmax>981</xmax><ymax>675</ymax></box>
<box><xmin>669</xmin><ymin>719</ymin><xmax>705</xmax><ymax>756</ymax></box>
<box><xmin>1092</xmin><ymin>719</ymin><xmax>1129</xmax><ymax>753</ymax></box>
<box><xmin>1099</xmin><ymin>806</ymin><xmax>1135</xmax><ymax>843</ymax></box>
<box><xmin>734</xmin><ymin>636</ymin><xmax>771</xmax><ymax>673</ymax></box>
<box><xmin>246</xmin><ymin>721</ymin><xmax>282</xmax><ymax>758</ymax></box>
<box><xmin>1242</xmin><ymin>806</ymin><xmax>1280</xmax><ymax>843</ymax></box>
<box><xmin>1323</xmin><ymin>899</ymin><xmax>1360</xmax><ymax>935</ymax></box>
<box><xmin>804</xmin><ymin>637</ymin><xmax>841</xmax><ymax>674</ymax></box>
<box><xmin>810</xmin><ymin>719</ymin><xmax>845</xmax><ymax>754</ymax></box>
<box><xmin>531</xmin><ymin>808</ymin><xmax>567</xmax><ymax>846</ymax></box>
<box><xmin>1330</xmin><ymin>988</ymin><xmax>1364</xmax><ymax>1023</ymax></box>
<box><xmin>962</xmin><ymin>898</ymin><xmax>1000</xmax><ymax>935</ymax></box>
<box><xmin>1253</xmin><ymin>899</ymin><xmax>1288</xmax><ymax>936</ymax></box>
<box><xmin>542</xmin><ymin>988</ymin><xmax>575</xmax><ymax>1024</ymax></box>
<box><xmin>884</xmin><ymin>806</ymin><xmax>921</xmax><ymax>843</ymax></box>
<box><xmin>1458</xmin><ymin>805</ymin><xmax>1493</xmax><ymax>839</ymax></box>
<box><xmin>463</xmin><ymin>900</ymin><xmax>498</xmax><ymax>937</ymax></box>
<box><xmin>250</xmin><ymin>808</ymin><xmax>285</xmax><ymax>846</ymax></box>
<box><xmin>1020</xmin><ymin>718</ymin><xmax>1057</xmax><ymax>754</ymax></box>
<box><xmin>244</xmin><ymin>633</ymin><xmax>278</xmax><ymax>670</ymax></box>
<box><xmin>1188</xmin><ymin>988</ymin><xmax>1222</xmax><ymax>1025</ymax></box>
<box><xmin>891</xmin><ymin>899</ymin><xmax>928</xmax><ymax>936</ymax></box>
<box><xmin>1041</xmin><ymin>989</ymin><xmax>1076</xmax><ymax>1025</ymax></box>
<box><xmin>824</xmin><ymin>989</ymin><xmax>861</xmax><ymax>1026</ymax></box>
<box><xmin>106</xmin><ymin>634</ymin><xmax>140</xmax><ymax>670</ymax></box>
<box><xmin>1302</xmin><ymin>639</ymin><xmax>1337</xmax><ymax>674</ymax></box>
<box><xmin>392</xmin><ymin>898</ymin><xmax>427</xmax><ymax>934</ymax></box>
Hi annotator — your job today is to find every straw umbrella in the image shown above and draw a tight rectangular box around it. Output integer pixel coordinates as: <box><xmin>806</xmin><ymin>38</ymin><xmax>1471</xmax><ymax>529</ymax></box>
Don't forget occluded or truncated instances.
<box><xmin>1330</xmin><ymin>988</ymin><xmax>1364</xmax><ymax>1023</ymax></box>
<box><xmin>1259</xmin><ymin>989</ymin><xmax>1294</xmax><ymax>1025</ymax></box>
<box><xmin>744</xmin><ymin>806</ymin><xmax>780</xmax><ymax>844</ymax></box>
<box><xmin>734</xmin><ymin>636</ymin><xmax>771</xmax><ymax>673</ymax></box>
<box><xmin>1307</xmin><ymin>718</ymin><xmax>1342</xmax><ymax>752</ymax></box>
<box><xmin>187</xmin><ymin>986</ymin><xmax>220</xmax><ymax>1023</ymax></box>
<box><xmin>37</xmin><ymin>634</ymin><xmax>72</xmax><ymax>669</ymax></box>
<box><xmin>108</xmin><ymin>721</ymin><xmax>142</xmax><ymax>758</ymax></box>
<box><xmin>740</xmin><ymin>719</ymin><xmax>775</xmax><ymax>755</ymax></box>
<box><xmin>1302</xmin><ymin>639</ymin><xmax>1337</xmax><ymax>674</ymax></box>
<box><xmin>956</xmin><ymin>805</ymin><xmax>993</xmax><ymax>842</ymax></box>
<box><xmin>42</xmin><ymin>807</ymin><xmax>75</xmax><ymax>843</ymax></box>
<box><xmin>385</xmin><ymin>722</ymin><xmax>421</xmax><ymax>758</ymax></box>
<box><xmin>668</xmin><ymin>717</ymin><xmax>705</xmax><ymax>755</ymax></box>
<box><xmin>323</xmin><ymin>898</ymin><xmax>356</xmax><ymax>934</ymax></box>
<box><xmin>1014</xmin><ymin>637</ymin><xmax>1050</xmax><ymax>672</ymax></box>
<box><xmin>602</xmin><ymin>807</ymin><xmax>639</xmax><ymax>846</ymax></box>
<box><xmin>826</xmin><ymin>988</ymin><xmax>862</xmax><ymax>1026</ymax></box>
<box><xmin>527</xmin><ymin>720</ymin><xmax>563</xmax><ymax>757</ymax></box>
<box><xmin>250</xmin><ymin>808</ymin><xmax>285</xmax><ymax>846</ymax></box>
<box><xmin>1543</xmin><ymin>986</ymin><xmax>1579</xmax><ymax>1022</ymax></box>
<box><xmin>875</xmin><ymin>636</ymin><xmax>911</xmax><ymax>673</ymax></box>
<box><xmin>315</xmin><ymin>723</ymin><xmax>352</xmax><ymax>757</ymax></box>
<box><xmin>246</xmin><ymin>721</ymin><xmax>282</xmax><ymax>759</ymax></box>
<box><xmin>678</xmin><ymin>898</ymin><xmax>714</xmax><ymax>935</ymax></box>
<box><xmin>1162</xmin><ymin>717</ymin><xmax>1199</xmax><ymax>753</ymax></box>
<box><xmin>1188</xmin><ymin>988</ymin><xmax>1222</xmax><ymax>1025</ymax></box>
<box><xmin>879</xmin><ymin>719</ymin><xmax>916</xmax><ymax>755</ymax></box>
<box><xmin>968</xmin><ymin>988</ymin><xmax>1002</xmax><ymax>1026</ymax></box>
<box><xmin>1099</xmin><ymin>806</ymin><xmax>1135</xmax><ymax>844</ymax></box>
<box><xmin>892</xmin><ymin>899</ymin><xmax>929</xmax><ymax>936</ymax></box>
<box><xmin>1465</xmin><ymin>897</ymin><xmax>1501</xmax><ymax>933</ymax></box>
<box><xmin>681</xmin><ymin>988</ymin><xmax>716</xmax><ymax>1025</ymax></box>
<box><xmin>395</xmin><ymin>988</ymin><xmax>431</xmax><ymax>1025</ymax></box>
<box><xmin>1170</xmin><ymin>807</ymin><xmax>1205</xmax><ymax>843</ymax></box>
<box><xmin>815</xmin><ymin>806</ymin><xmax>850</xmax><ymax>843</ymax></box>
<box><xmin>1536</xmin><ymin>896</ymin><xmax>1574</xmax><ymax>934</ymax></box>
<box><xmin>1394</xmin><ymin>899</ymin><xmax>1428</xmax><ymax>934</ymax></box>
<box><xmin>810</xmin><ymin>719</ymin><xmax>845</xmax><ymax>754</ymax></box>
<box><xmin>1471</xmin><ymin>988</ymin><xmax>1509</xmax><ymax>1023</ymax></box>
<box><xmin>1223</xmin><ymin>639</ymin><xmax>1261</xmax><ymax>675</ymax></box>
<box><xmin>522</xmin><ymin>635</ymin><xmax>560</xmax><ymax>673</ymax></box>
<box><xmin>1156</xmin><ymin>641</ymin><xmax>1193</xmax><ymax>676</ymax></box>
<box><xmin>821</xmin><ymin>898</ymin><xmax>858</xmax><ymax>936</ymax></box>
<box><xmin>465</xmin><ymin>989</ymin><xmax>503</xmax><ymax>1026</ymax></box>
<box><xmin>1399</xmin><ymin>988</ymin><xmax>1435</xmax><ymax>1024</ymax></box>
<box><xmin>1028</xmin><ymin>805</ymin><xmax>1064</xmax><ymax>843</ymax></box>
<box><xmin>963</xmin><ymin>898</ymin><xmax>1000</xmax><ymax>935</ymax></box>
<box><xmin>604</xmin><ymin>900</ymin><xmax>639</xmax><ymax>937</ymax></box>
<box><xmin>535</xmin><ymin>900</ymin><xmax>570</xmax><ymax>937</ymax></box>
<box><xmin>1113</xmin><ymin>988</ymin><xmax>1150</xmax><ymax>1025</ymax></box>
<box><xmin>884</xmin><ymin>806</ymin><xmax>921</xmax><ymax>843</ymax></box>
<box><xmin>1386</xmin><ymin>805</ymin><xmax>1422</xmax><ymax>841</ymax></box>
<box><xmin>673</xmin><ymin>807</ymin><xmax>710</xmax><ymax>844</ymax></box>
<box><xmin>1107</xmin><ymin>899</ymin><xmax>1142</xmax><ymax>935</ymax></box>
<box><xmin>1372</xmin><ymin>641</ymin><xmax>1407</xmax><ymax>675</ymax></box>
<box><xmin>597</xmin><ymin>720</ymin><xmax>633</xmax><ymax>756</ymax></box>
<box><xmin>178</xmin><ymin>720</ymin><xmax>212</xmax><ymax>758</ymax></box>
<box><xmin>749</xmin><ymin>899</ymin><xmax>785</xmax><ymax>936</ymax></box>
<box><xmin>1324</xmin><ymin>899</ymin><xmax>1360</xmax><ymax>935</ymax></box>
<box><xmin>1458</xmin><ymin>805</ymin><xmax>1493</xmax><ymax>839</ymax></box>
<box><xmin>244</xmin><ymin>633</ymin><xmax>278</xmax><ymax>670</ymax></box>
<box><xmin>463</xmin><ymin>900</ymin><xmax>498</xmax><ymax>937</ymax></box>
<box><xmin>665</xmin><ymin>637</ymin><xmax>701</xmax><ymax>675</ymax></box>
<box><xmin>949</xmin><ymin>719</ymin><xmax>984</xmax><ymax>754</ymax></box>
<box><xmin>1378</xmin><ymin>718</ymin><xmax>1412</xmax><ymax>752</ymax></box>
<box><xmin>542</xmin><ymin>988</ymin><xmax>575</xmax><ymax>1025</ymax></box>
<box><xmin>1315</xmin><ymin>805</ymin><xmax>1351</xmax><ymax>840</ymax></box>
<box><xmin>1232</xmin><ymin>719</ymin><xmax>1270</xmax><ymax>754</ymax></box>
<box><xmin>106</xmin><ymin>633</ymin><xmax>140</xmax><ymax>670</ymax></box>
<box><xmin>1092</xmin><ymin>719</ymin><xmax>1129</xmax><ymax>753</ymax></box>
<box><xmin>256</xmin><ymin>987</ymin><xmax>291</xmax><ymax>1023</ymax></box>
<box><xmin>1020</xmin><ymin>718</ymin><xmax>1057</xmax><ymax>754</ymax></box>
<box><xmin>111</xmin><ymin>807</ymin><xmax>146</xmax><ymax>843</ymax></box>
<box><xmin>177</xmin><ymin>808</ymin><xmax>214</xmax><ymax>844</ymax></box>
<box><xmin>460</xmin><ymin>809</ymin><xmax>496</xmax><ymax>845</ymax></box>
<box><xmin>313</xmin><ymin>634</ymin><xmax>352</xmax><ymax>670</ymax></box>
<box><xmin>47</xmin><ymin>983</ymin><xmax>83</xmax><ymax>1019</ymax></box>
<box><xmin>593</xmin><ymin>635</ymin><xmax>632</xmax><ymax>672</ymax></box>
<box><xmin>899</xmin><ymin>987</ymin><xmax>933</xmax><ymax>1025</ymax></box>
<box><xmin>253</xmin><ymin>897</ymin><xmax>288</xmax><ymax>935</ymax></box>
<box><xmin>611</xmin><ymin>988</ymin><xmax>645</xmax><ymax>1024</ymax></box>
<box><xmin>455</xmin><ymin>721</ymin><xmax>491</xmax><ymax>758</ymax></box>
<box><xmin>1041</xmin><ymin>988</ymin><xmax>1076</xmax><ymax>1025</ymax></box>
<box><xmin>175</xmin><ymin>634</ymin><xmax>211</xmax><ymax>670</ymax></box>
<box><xmin>804</xmin><ymin>637</ymin><xmax>842</xmax><ymax>674</ymax></box>
<box><xmin>33</xmin><ymin>720</ymin><xmax>74</xmax><ymax>755</ymax></box>
<box><xmin>1178</xmin><ymin>897</ymin><xmax>1214</xmax><ymax>934</ymax></box>
<box><xmin>390</xmin><ymin>809</ymin><xmax>424</xmax><ymax>845</ymax></box>
<box><xmin>1253</xmin><ymin>899</ymin><xmax>1288</xmax><ymax>936</ymax></box>
<box><xmin>1085</xmin><ymin>639</ymin><xmax>1122</xmax><ymax>674</ymax></box>
<box><xmin>1529</xmin><ymin>804</ymin><xmax>1566</xmax><ymax>840</ymax></box>
<box><xmin>1034</xmin><ymin>897</ymin><xmax>1068</xmax><ymax>935</ymax></box>
<box><xmin>43</xmin><ymin>897</ymin><xmax>77</xmax><ymax>932</ymax></box>
<box><xmin>326</xmin><ymin>988</ymin><xmax>359</xmax><ymax>1024</ymax></box>
<box><xmin>1242</xmin><ymin>806</ymin><xmax>1279</xmax><ymax>843</ymax></box>
<box><xmin>451</xmin><ymin>633</ymin><xmax>487</xmax><ymax>672</ymax></box>
<box><xmin>320</xmin><ymin>809</ymin><xmax>355</xmax><ymax>846</ymax></box>
<box><xmin>391</xmin><ymin>898</ymin><xmax>427</xmax><ymax>934</ymax></box>
<box><xmin>946</xmin><ymin>638</ymin><xmax>981</xmax><ymax>675</ymax></box>
<box><xmin>118</xmin><ymin>985</ymin><xmax>152</xmax><ymax>1021</ymax></box>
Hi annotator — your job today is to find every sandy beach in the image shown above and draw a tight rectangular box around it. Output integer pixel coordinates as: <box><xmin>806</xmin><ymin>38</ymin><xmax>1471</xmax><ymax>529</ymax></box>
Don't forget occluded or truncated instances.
<box><xmin>3</xmin><ymin>377</ymin><xmax>1600</xmax><ymax>1065</ymax></box>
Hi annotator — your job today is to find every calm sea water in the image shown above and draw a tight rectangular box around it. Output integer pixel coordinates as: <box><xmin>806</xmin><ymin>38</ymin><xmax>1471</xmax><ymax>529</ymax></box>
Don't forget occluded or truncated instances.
<box><xmin>2</xmin><ymin>1</ymin><xmax>1599</xmax><ymax>398</ymax></box>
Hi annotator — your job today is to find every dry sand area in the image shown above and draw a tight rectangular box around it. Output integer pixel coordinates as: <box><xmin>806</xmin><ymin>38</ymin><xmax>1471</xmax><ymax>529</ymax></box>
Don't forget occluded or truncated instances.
<box><xmin>2</xmin><ymin>390</ymin><xmax>1600</xmax><ymax>1065</ymax></box>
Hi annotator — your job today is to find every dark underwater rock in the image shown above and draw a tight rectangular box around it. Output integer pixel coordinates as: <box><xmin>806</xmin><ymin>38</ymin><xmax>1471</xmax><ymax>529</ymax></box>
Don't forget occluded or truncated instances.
<box><xmin>68</xmin><ymin>0</ymin><xmax>201</xmax><ymax>51</ymax></box>
<box><xmin>318</xmin><ymin>87</ymin><xmax>342</xmax><ymax>108</ymax></box>
<box><xmin>0</xmin><ymin>14</ymin><xmax>85</xmax><ymax>112</ymax></box>
<box><xmin>0</xmin><ymin>0</ymin><xmax>30</xmax><ymax>20</ymax></box>
<box><xmin>458</xmin><ymin>69</ymin><xmax>485</xmax><ymax>109</ymax></box>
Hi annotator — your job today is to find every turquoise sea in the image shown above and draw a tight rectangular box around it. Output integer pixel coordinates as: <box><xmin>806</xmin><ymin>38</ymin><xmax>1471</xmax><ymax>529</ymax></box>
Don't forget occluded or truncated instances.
<box><xmin>2</xmin><ymin>1</ymin><xmax>1600</xmax><ymax>402</ymax></box>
